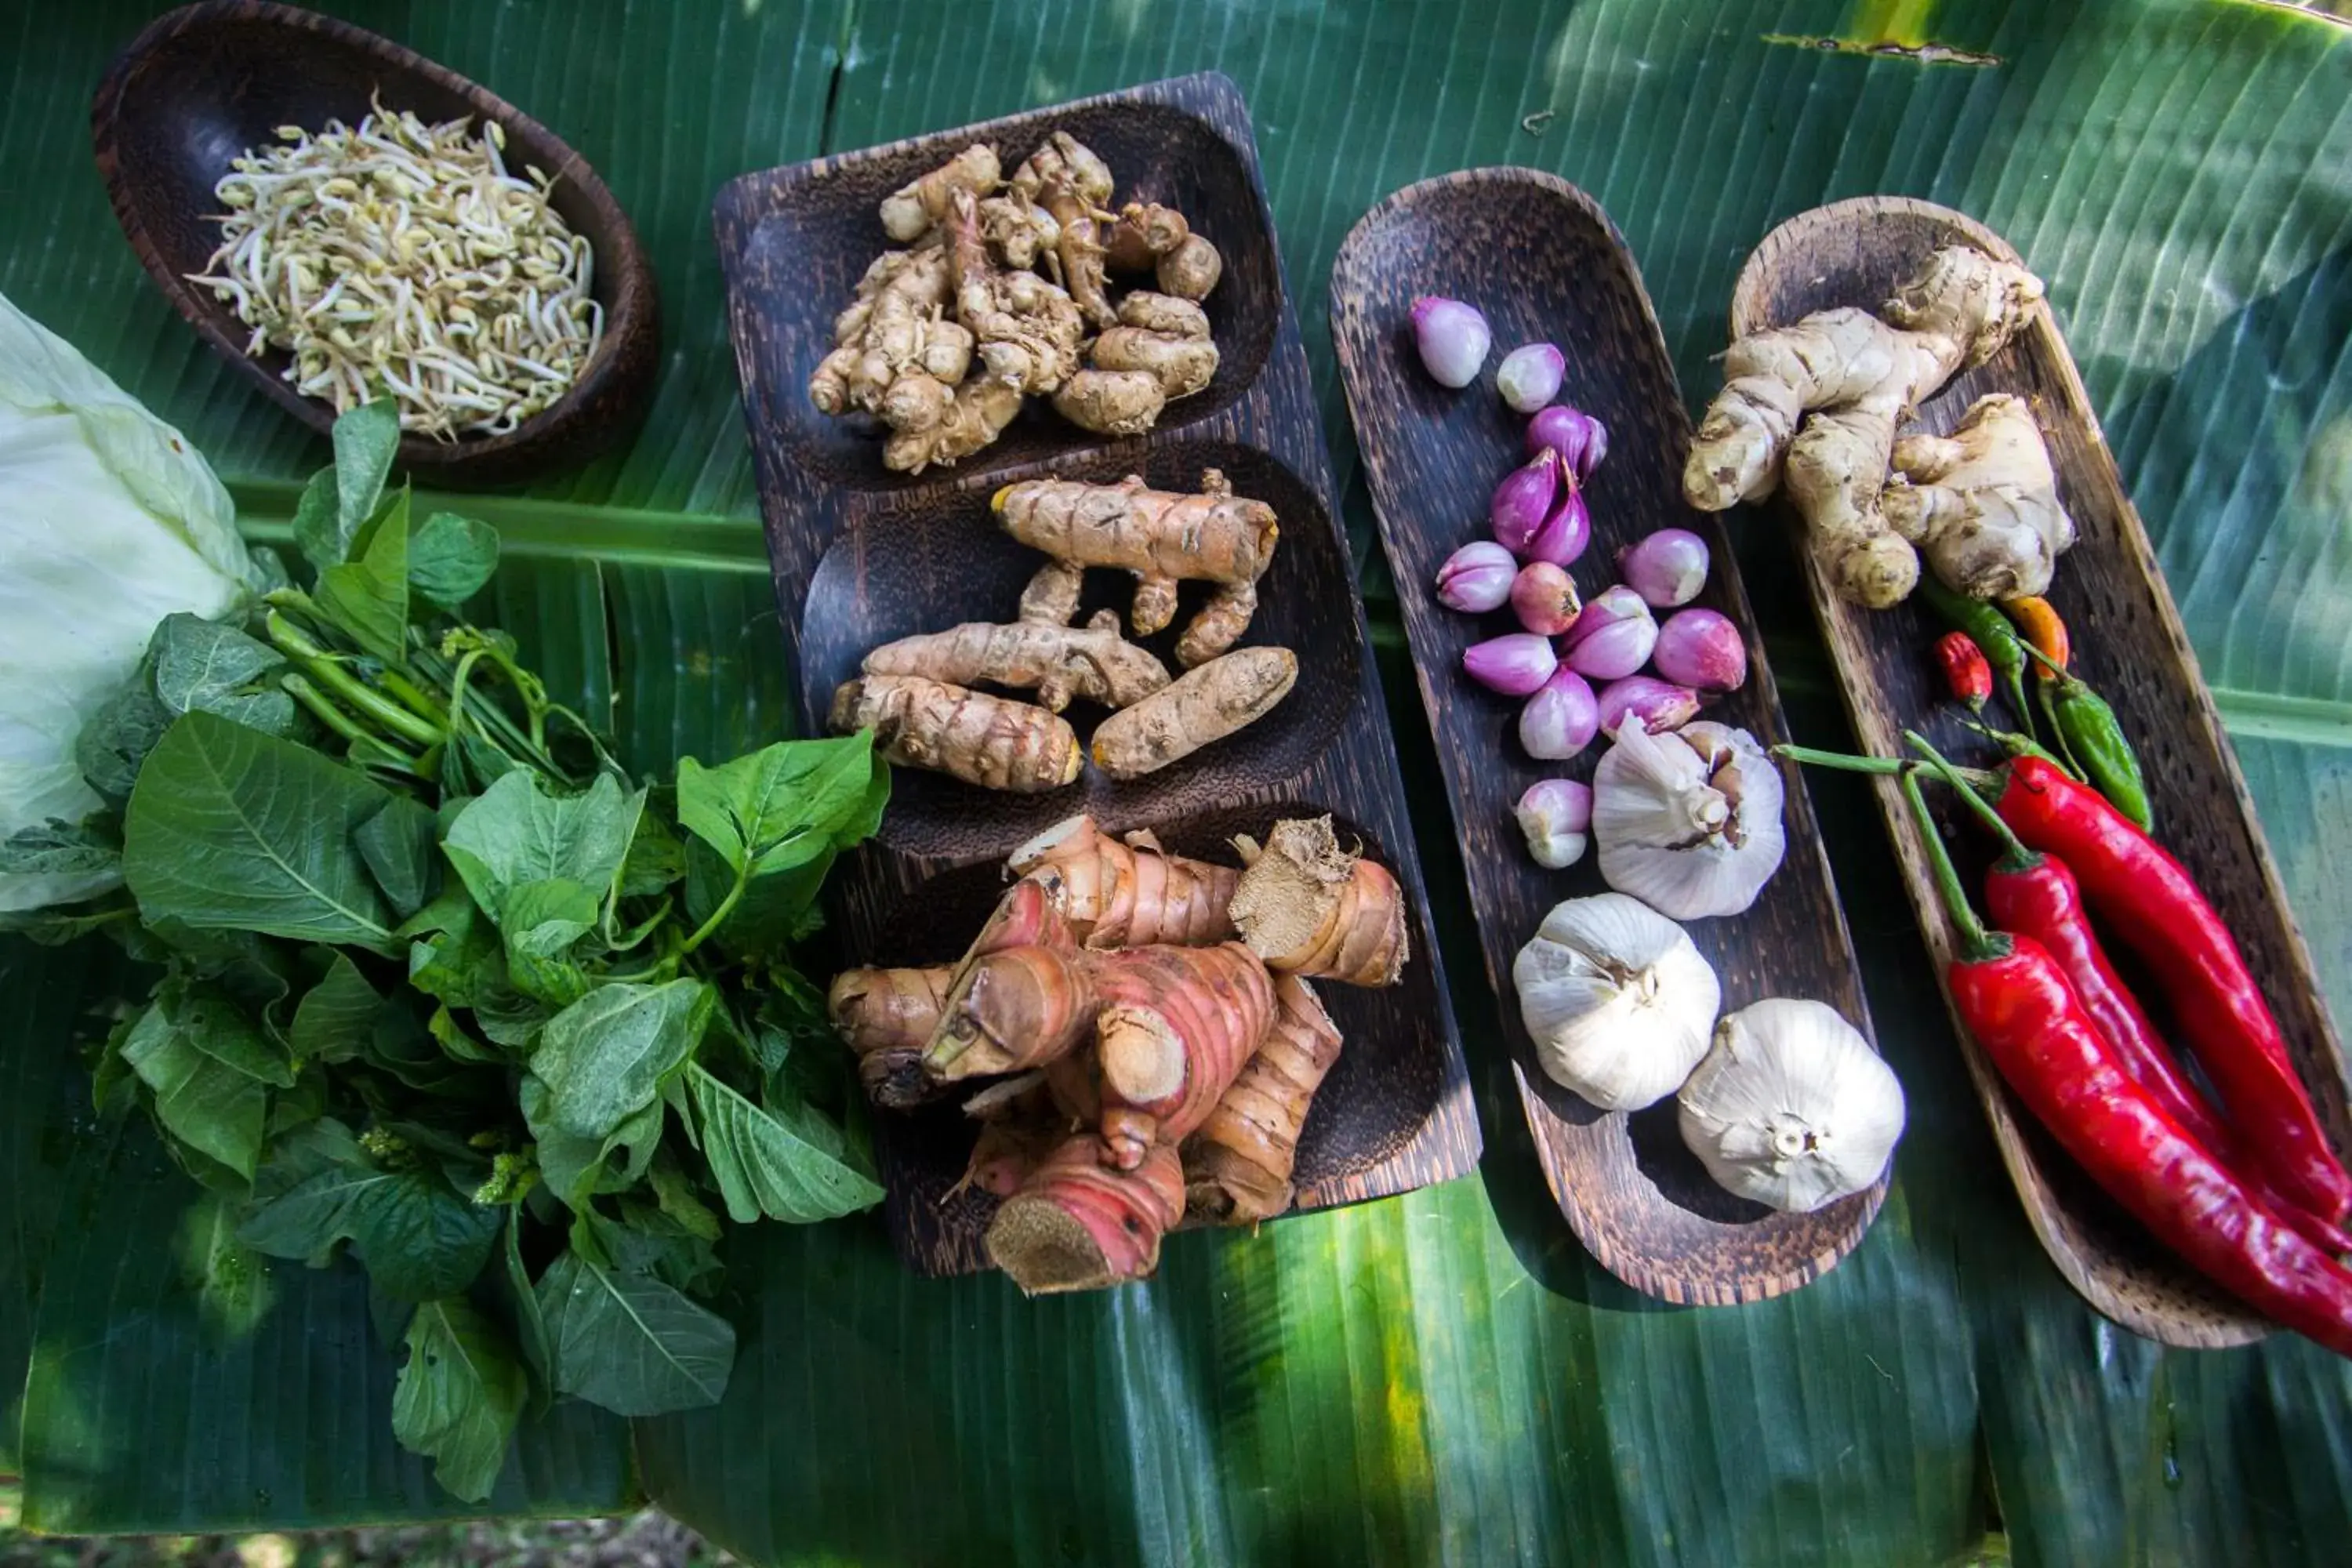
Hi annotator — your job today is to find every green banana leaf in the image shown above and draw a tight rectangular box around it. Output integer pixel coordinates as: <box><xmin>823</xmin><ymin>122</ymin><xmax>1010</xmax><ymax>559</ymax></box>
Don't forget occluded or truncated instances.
<box><xmin>5</xmin><ymin>0</ymin><xmax>2350</xmax><ymax>1562</ymax></box>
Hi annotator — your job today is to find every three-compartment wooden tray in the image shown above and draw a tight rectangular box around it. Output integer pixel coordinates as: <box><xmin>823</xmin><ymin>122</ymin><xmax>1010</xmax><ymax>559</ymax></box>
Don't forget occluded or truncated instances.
<box><xmin>713</xmin><ymin>73</ymin><xmax>1479</xmax><ymax>1276</ymax></box>
<box><xmin>1330</xmin><ymin>169</ymin><xmax>1887</xmax><ymax>1305</ymax></box>
<box><xmin>1729</xmin><ymin>197</ymin><xmax>2352</xmax><ymax>1347</ymax></box>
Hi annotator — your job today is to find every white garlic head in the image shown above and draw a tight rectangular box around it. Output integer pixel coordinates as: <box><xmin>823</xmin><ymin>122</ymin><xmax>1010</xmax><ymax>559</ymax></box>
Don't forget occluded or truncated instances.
<box><xmin>1512</xmin><ymin>893</ymin><xmax>1721</xmax><ymax>1111</ymax></box>
<box><xmin>1676</xmin><ymin>998</ymin><xmax>1904</xmax><ymax>1213</ymax></box>
<box><xmin>1593</xmin><ymin>720</ymin><xmax>1786</xmax><ymax>920</ymax></box>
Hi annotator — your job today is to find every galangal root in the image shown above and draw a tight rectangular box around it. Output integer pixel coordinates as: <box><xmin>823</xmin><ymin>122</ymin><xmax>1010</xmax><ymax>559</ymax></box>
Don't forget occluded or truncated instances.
<box><xmin>1090</xmin><ymin>647</ymin><xmax>1298</xmax><ymax>780</ymax></box>
<box><xmin>985</xmin><ymin>1133</ymin><xmax>1185</xmax><ymax>1294</ymax></box>
<box><xmin>828</xmin><ymin>964</ymin><xmax>953</xmax><ymax>1109</ymax></box>
<box><xmin>1683</xmin><ymin>245</ymin><xmax>2056</xmax><ymax>608</ymax></box>
<box><xmin>994</xmin><ymin>469</ymin><xmax>1279</xmax><ymax>666</ymax></box>
<box><xmin>1184</xmin><ymin>974</ymin><xmax>1344</xmax><ymax>1224</ymax></box>
<box><xmin>860</xmin><ymin>610</ymin><xmax>1172</xmax><ymax>713</ymax></box>
<box><xmin>1229</xmin><ymin>815</ymin><xmax>1410</xmax><ymax>987</ymax></box>
<box><xmin>1007</xmin><ymin>814</ymin><xmax>1238</xmax><ymax>949</ymax></box>
<box><xmin>830</xmin><ymin>673</ymin><xmax>1081</xmax><ymax>793</ymax></box>
<box><xmin>811</xmin><ymin>134</ymin><xmax>1226</xmax><ymax>470</ymax></box>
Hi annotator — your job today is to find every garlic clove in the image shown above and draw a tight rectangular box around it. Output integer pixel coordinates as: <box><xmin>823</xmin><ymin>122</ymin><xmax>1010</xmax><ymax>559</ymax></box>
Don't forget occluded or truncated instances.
<box><xmin>1676</xmin><ymin>998</ymin><xmax>1904</xmax><ymax>1212</ymax></box>
<box><xmin>1511</xmin><ymin>893</ymin><xmax>1720</xmax><ymax>1111</ymax></box>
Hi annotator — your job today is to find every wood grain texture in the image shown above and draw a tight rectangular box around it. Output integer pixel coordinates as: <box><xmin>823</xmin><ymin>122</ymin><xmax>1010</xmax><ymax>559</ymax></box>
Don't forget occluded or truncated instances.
<box><xmin>712</xmin><ymin>73</ymin><xmax>1478</xmax><ymax>1277</ymax></box>
<box><xmin>90</xmin><ymin>1</ymin><xmax>660</xmax><ymax>488</ymax></box>
<box><xmin>1330</xmin><ymin>169</ymin><xmax>1886</xmax><ymax>1306</ymax></box>
<box><xmin>1729</xmin><ymin>195</ymin><xmax>2352</xmax><ymax>1348</ymax></box>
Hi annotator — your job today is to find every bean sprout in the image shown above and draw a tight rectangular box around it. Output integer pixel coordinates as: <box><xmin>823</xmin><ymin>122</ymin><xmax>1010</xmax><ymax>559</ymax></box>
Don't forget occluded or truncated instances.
<box><xmin>187</xmin><ymin>96</ymin><xmax>604</xmax><ymax>441</ymax></box>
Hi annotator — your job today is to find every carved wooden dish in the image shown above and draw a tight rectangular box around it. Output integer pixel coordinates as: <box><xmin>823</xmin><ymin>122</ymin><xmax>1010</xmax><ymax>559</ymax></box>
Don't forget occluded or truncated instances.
<box><xmin>1330</xmin><ymin>169</ymin><xmax>1886</xmax><ymax>1305</ymax></box>
<box><xmin>92</xmin><ymin>0</ymin><xmax>660</xmax><ymax>488</ymax></box>
<box><xmin>1731</xmin><ymin>196</ymin><xmax>2352</xmax><ymax>1347</ymax></box>
<box><xmin>714</xmin><ymin>73</ymin><xmax>1479</xmax><ymax>1276</ymax></box>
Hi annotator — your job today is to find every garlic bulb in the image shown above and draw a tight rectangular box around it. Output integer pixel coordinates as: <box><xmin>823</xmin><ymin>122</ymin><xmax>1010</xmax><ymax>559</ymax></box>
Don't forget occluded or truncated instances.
<box><xmin>1512</xmin><ymin>894</ymin><xmax>1720</xmax><ymax>1110</ymax></box>
<box><xmin>1677</xmin><ymin>999</ymin><xmax>1905</xmax><ymax>1212</ymax></box>
<box><xmin>1593</xmin><ymin>720</ymin><xmax>1786</xmax><ymax>920</ymax></box>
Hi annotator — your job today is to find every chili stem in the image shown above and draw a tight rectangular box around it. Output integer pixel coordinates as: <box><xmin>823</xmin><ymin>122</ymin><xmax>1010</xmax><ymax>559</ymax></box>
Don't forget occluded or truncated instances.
<box><xmin>1905</xmin><ymin>730</ymin><xmax>2034</xmax><ymax>864</ymax></box>
<box><xmin>1773</xmin><ymin>742</ymin><xmax>2004</xmax><ymax>795</ymax></box>
<box><xmin>1900</xmin><ymin>764</ymin><xmax>2000</xmax><ymax>960</ymax></box>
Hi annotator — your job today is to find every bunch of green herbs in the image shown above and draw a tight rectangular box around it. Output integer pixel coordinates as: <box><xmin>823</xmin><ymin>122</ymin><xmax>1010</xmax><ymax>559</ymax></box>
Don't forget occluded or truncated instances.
<box><xmin>2</xmin><ymin>402</ymin><xmax>887</xmax><ymax>1501</ymax></box>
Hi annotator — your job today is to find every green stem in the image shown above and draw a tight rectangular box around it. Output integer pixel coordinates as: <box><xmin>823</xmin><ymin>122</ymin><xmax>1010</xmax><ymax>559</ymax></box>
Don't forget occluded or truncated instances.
<box><xmin>283</xmin><ymin>673</ymin><xmax>383</xmax><ymax>751</ymax></box>
<box><xmin>267</xmin><ymin>612</ymin><xmax>444</xmax><ymax>749</ymax></box>
<box><xmin>1774</xmin><ymin>742</ymin><xmax>2004</xmax><ymax>796</ymax></box>
<box><xmin>676</xmin><ymin>867</ymin><xmax>747</xmax><ymax>960</ymax></box>
<box><xmin>1905</xmin><ymin>730</ymin><xmax>2034</xmax><ymax>866</ymax></box>
<box><xmin>1900</xmin><ymin>764</ymin><xmax>2002</xmax><ymax>961</ymax></box>
<box><xmin>378</xmin><ymin>667</ymin><xmax>452</xmax><ymax>728</ymax></box>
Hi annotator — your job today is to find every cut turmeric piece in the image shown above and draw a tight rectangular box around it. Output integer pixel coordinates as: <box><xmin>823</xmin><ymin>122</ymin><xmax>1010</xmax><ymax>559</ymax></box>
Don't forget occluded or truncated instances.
<box><xmin>1185</xmin><ymin>974</ymin><xmax>1344</xmax><ymax>1224</ymax></box>
<box><xmin>1089</xmin><ymin>647</ymin><xmax>1297</xmax><ymax>779</ymax></box>
<box><xmin>1007</xmin><ymin>814</ymin><xmax>1239</xmax><ymax>949</ymax></box>
<box><xmin>986</xmin><ymin>1134</ymin><xmax>1184</xmax><ymax>1294</ymax></box>
<box><xmin>860</xmin><ymin>610</ymin><xmax>1172</xmax><ymax>713</ymax></box>
<box><xmin>831</xmin><ymin>673</ymin><xmax>1081</xmax><ymax>793</ymax></box>
<box><xmin>1229</xmin><ymin>816</ymin><xmax>1409</xmax><ymax>987</ymax></box>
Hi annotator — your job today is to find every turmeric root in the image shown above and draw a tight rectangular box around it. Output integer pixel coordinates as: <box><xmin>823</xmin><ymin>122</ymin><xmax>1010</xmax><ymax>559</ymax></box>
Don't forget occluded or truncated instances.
<box><xmin>860</xmin><ymin>609</ymin><xmax>1172</xmax><ymax>713</ymax></box>
<box><xmin>1229</xmin><ymin>816</ymin><xmax>1409</xmax><ymax>987</ymax></box>
<box><xmin>827</xmin><ymin>964</ymin><xmax>953</xmax><ymax>1108</ymax></box>
<box><xmin>1089</xmin><ymin>647</ymin><xmax>1298</xmax><ymax>779</ymax></box>
<box><xmin>808</xmin><ymin>248</ymin><xmax>973</xmax><ymax>418</ymax></box>
<box><xmin>985</xmin><ymin>1133</ymin><xmax>1185</xmax><ymax>1294</ymax></box>
<box><xmin>1053</xmin><ymin>292</ymin><xmax>1219</xmax><ymax>437</ymax></box>
<box><xmin>1103</xmin><ymin>202</ymin><xmax>1222</xmax><ymax>301</ymax></box>
<box><xmin>1040</xmin><ymin>942</ymin><xmax>1278</xmax><ymax>1169</ymax></box>
<box><xmin>1882</xmin><ymin>393</ymin><xmax>2076</xmax><ymax>599</ymax></box>
<box><xmin>1185</xmin><ymin>974</ymin><xmax>1343</xmax><ymax>1224</ymax></box>
<box><xmin>880</xmin><ymin>144</ymin><xmax>1001</xmax><ymax>242</ymax></box>
<box><xmin>1007</xmin><ymin>815</ymin><xmax>1239</xmax><ymax>948</ymax></box>
<box><xmin>993</xmin><ymin>470</ymin><xmax>1279</xmax><ymax>659</ymax></box>
<box><xmin>1010</xmin><ymin>132</ymin><xmax>1119</xmax><ymax>328</ymax></box>
<box><xmin>831</xmin><ymin>673</ymin><xmax>1082</xmax><ymax>793</ymax></box>
<box><xmin>949</xmin><ymin>188</ymin><xmax>1084</xmax><ymax>397</ymax></box>
<box><xmin>1684</xmin><ymin>245</ymin><xmax>2045</xmax><ymax>608</ymax></box>
<box><xmin>1017</xmin><ymin>560</ymin><xmax>1086</xmax><ymax>626</ymax></box>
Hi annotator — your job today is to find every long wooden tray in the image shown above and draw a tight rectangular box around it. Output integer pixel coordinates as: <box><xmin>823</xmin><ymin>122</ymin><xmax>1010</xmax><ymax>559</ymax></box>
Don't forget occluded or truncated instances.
<box><xmin>1730</xmin><ymin>195</ymin><xmax>2352</xmax><ymax>1346</ymax></box>
<box><xmin>713</xmin><ymin>73</ymin><xmax>1479</xmax><ymax>1276</ymax></box>
<box><xmin>1330</xmin><ymin>169</ymin><xmax>1886</xmax><ymax>1305</ymax></box>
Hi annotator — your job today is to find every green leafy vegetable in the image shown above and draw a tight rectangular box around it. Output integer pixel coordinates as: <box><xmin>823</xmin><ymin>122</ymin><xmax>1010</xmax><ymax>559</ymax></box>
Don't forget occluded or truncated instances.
<box><xmin>151</xmin><ymin>612</ymin><xmax>296</xmax><ymax>735</ymax></box>
<box><xmin>533</xmin><ymin>980</ymin><xmax>713</xmax><ymax>1140</ymax></box>
<box><xmin>314</xmin><ymin>488</ymin><xmax>412</xmax><ymax>664</ymax></box>
<box><xmin>355</xmin><ymin>794</ymin><xmax>441</xmax><ymax>918</ymax></box>
<box><xmin>408</xmin><ymin>512</ymin><xmax>500</xmax><ymax>609</ymax></box>
<box><xmin>290</xmin><ymin>955</ymin><xmax>382</xmax><ymax>1063</ymax></box>
<box><xmin>685</xmin><ymin>1065</ymin><xmax>883</xmax><ymax>1224</ymax></box>
<box><xmin>120</xmin><ymin>996</ymin><xmax>268</xmax><ymax>1180</ymax></box>
<box><xmin>443</xmin><ymin>771</ymin><xmax>644</xmax><ymax>925</ymax></box>
<box><xmin>238</xmin><ymin>1156</ymin><xmax>501</xmax><ymax>1301</ymax></box>
<box><xmin>535</xmin><ymin>1249</ymin><xmax>735</xmax><ymax>1417</ymax></box>
<box><xmin>391</xmin><ymin>1298</ymin><xmax>527</xmax><ymax>1503</ymax></box>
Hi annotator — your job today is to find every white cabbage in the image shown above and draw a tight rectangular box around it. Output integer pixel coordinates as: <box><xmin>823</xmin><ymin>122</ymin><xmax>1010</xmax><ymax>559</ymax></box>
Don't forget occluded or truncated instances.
<box><xmin>0</xmin><ymin>290</ymin><xmax>259</xmax><ymax>909</ymax></box>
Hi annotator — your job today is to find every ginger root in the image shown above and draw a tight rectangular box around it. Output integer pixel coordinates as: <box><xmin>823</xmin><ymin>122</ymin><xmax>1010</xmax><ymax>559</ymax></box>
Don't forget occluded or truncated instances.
<box><xmin>1684</xmin><ymin>245</ymin><xmax>2045</xmax><ymax>608</ymax></box>
<box><xmin>828</xmin><ymin>964</ymin><xmax>954</xmax><ymax>1109</ymax></box>
<box><xmin>1229</xmin><ymin>815</ymin><xmax>1409</xmax><ymax>987</ymax></box>
<box><xmin>1089</xmin><ymin>647</ymin><xmax>1298</xmax><ymax>780</ymax></box>
<box><xmin>808</xmin><ymin>248</ymin><xmax>974</xmax><ymax>419</ymax></box>
<box><xmin>880</xmin><ymin>144</ymin><xmax>1002</xmax><ymax>242</ymax></box>
<box><xmin>1053</xmin><ymin>292</ymin><xmax>1219</xmax><ymax>438</ymax></box>
<box><xmin>1007</xmin><ymin>815</ymin><xmax>1239</xmax><ymax>949</ymax></box>
<box><xmin>860</xmin><ymin>609</ymin><xmax>1172</xmax><ymax>713</ymax></box>
<box><xmin>1010</xmin><ymin>132</ymin><xmax>1119</xmax><ymax>328</ymax></box>
<box><xmin>831</xmin><ymin>673</ymin><xmax>1081</xmax><ymax>793</ymax></box>
<box><xmin>949</xmin><ymin>188</ymin><xmax>1084</xmax><ymax>397</ymax></box>
<box><xmin>880</xmin><ymin>370</ymin><xmax>1024</xmax><ymax>474</ymax></box>
<box><xmin>1104</xmin><ymin>202</ymin><xmax>1222</xmax><ymax>301</ymax></box>
<box><xmin>1883</xmin><ymin>393</ymin><xmax>2076</xmax><ymax>600</ymax></box>
<box><xmin>985</xmin><ymin>1133</ymin><xmax>1184</xmax><ymax>1293</ymax></box>
<box><xmin>993</xmin><ymin>470</ymin><xmax>1278</xmax><ymax>662</ymax></box>
<box><xmin>1185</xmin><ymin>974</ymin><xmax>1343</xmax><ymax>1224</ymax></box>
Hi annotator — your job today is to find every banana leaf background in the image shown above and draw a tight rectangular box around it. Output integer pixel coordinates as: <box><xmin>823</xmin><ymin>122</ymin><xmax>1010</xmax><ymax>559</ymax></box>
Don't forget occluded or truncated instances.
<box><xmin>5</xmin><ymin>0</ymin><xmax>2351</xmax><ymax>1562</ymax></box>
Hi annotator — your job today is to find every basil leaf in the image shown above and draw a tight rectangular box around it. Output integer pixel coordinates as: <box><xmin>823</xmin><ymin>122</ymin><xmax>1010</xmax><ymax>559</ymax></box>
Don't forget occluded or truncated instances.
<box><xmin>238</xmin><ymin>1161</ymin><xmax>500</xmax><ymax>1301</ymax></box>
<box><xmin>442</xmin><ymin>771</ymin><xmax>644</xmax><ymax>929</ymax></box>
<box><xmin>408</xmin><ymin>512</ymin><xmax>500</xmax><ymax>609</ymax></box>
<box><xmin>120</xmin><ymin>998</ymin><xmax>267</xmax><ymax>1179</ymax></box>
<box><xmin>392</xmin><ymin>1298</ymin><xmax>525</xmax><ymax>1504</ymax></box>
<box><xmin>150</xmin><ymin>612</ymin><xmax>295</xmax><ymax>736</ymax></box>
<box><xmin>535</xmin><ymin>1248</ymin><xmax>734</xmax><ymax>1417</ymax></box>
<box><xmin>122</xmin><ymin>713</ymin><xmax>400</xmax><ymax>953</ymax></box>
<box><xmin>314</xmin><ymin>488</ymin><xmax>412</xmax><ymax>664</ymax></box>
<box><xmin>530</xmin><ymin>980</ymin><xmax>712</xmax><ymax>1141</ymax></box>
<box><xmin>355</xmin><ymin>794</ymin><xmax>441</xmax><ymax>920</ymax></box>
<box><xmin>684</xmin><ymin>1063</ymin><xmax>881</xmax><ymax>1225</ymax></box>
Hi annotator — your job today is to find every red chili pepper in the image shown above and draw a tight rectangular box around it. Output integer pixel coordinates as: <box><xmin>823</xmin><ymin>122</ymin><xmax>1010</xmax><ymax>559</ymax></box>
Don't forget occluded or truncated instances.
<box><xmin>1912</xmin><ymin>737</ymin><xmax>2352</xmax><ymax>1253</ymax></box>
<box><xmin>1992</xmin><ymin>755</ymin><xmax>2352</xmax><ymax>1225</ymax></box>
<box><xmin>1934</xmin><ymin>632</ymin><xmax>1992</xmax><ymax>712</ymax></box>
<box><xmin>1903</xmin><ymin>769</ymin><xmax>2352</xmax><ymax>1355</ymax></box>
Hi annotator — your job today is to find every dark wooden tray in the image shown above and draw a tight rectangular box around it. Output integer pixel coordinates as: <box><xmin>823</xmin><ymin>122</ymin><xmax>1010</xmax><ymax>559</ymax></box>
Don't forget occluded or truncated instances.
<box><xmin>1731</xmin><ymin>196</ymin><xmax>2352</xmax><ymax>1347</ymax></box>
<box><xmin>1330</xmin><ymin>169</ymin><xmax>1886</xmax><ymax>1305</ymax></box>
<box><xmin>713</xmin><ymin>73</ymin><xmax>1479</xmax><ymax>1276</ymax></box>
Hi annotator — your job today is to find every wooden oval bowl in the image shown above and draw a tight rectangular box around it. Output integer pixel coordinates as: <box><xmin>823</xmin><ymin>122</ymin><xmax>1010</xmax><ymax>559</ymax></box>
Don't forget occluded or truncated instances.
<box><xmin>91</xmin><ymin>0</ymin><xmax>659</xmax><ymax>488</ymax></box>
<box><xmin>798</xmin><ymin>441</ymin><xmax>1363</xmax><ymax>860</ymax></box>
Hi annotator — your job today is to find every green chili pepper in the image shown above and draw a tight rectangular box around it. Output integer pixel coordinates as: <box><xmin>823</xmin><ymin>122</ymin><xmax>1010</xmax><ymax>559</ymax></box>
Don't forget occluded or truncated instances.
<box><xmin>1917</xmin><ymin>576</ymin><xmax>2034</xmax><ymax>737</ymax></box>
<box><xmin>2021</xmin><ymin>644</ymin><xmax>2152</xmax><ymax>829</ymax></box>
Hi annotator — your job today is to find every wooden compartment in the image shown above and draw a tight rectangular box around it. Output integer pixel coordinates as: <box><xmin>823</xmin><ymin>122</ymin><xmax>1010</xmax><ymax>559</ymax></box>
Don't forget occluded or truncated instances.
<box><xmin>714</xmin><ymin>73</ymin><xmax>1479</xmax><ymax>1276</ymax></box>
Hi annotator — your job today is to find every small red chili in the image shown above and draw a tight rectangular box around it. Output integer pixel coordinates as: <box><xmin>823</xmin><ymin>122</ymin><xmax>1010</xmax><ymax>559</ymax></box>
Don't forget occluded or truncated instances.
<box><xmin>1933</xmin><ymin>631</ymin><xmax>1993</xmax><ymax>712</ymax></box>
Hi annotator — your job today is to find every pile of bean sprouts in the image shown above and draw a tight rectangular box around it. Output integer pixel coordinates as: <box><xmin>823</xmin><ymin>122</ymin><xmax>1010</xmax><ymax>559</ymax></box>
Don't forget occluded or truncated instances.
<box><xmin>187</xmin><ymin>98</ymin><xmax>604</xmax><ymax>441</ymax></box>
